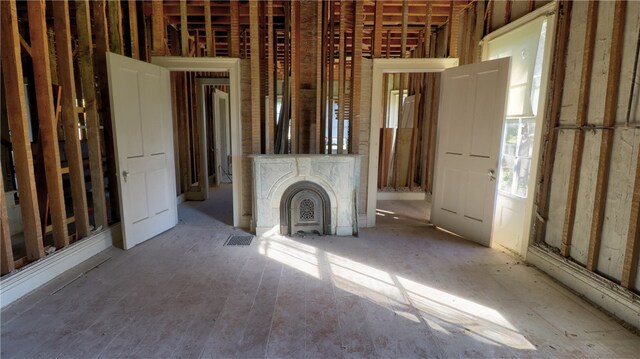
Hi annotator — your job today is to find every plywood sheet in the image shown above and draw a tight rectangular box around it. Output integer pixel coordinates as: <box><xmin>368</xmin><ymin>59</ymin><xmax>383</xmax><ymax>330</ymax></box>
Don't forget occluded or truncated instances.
<box><xmin>395</xmin><ymin>129</ymin><xmax>413</xmax><ymax>187</ymax></box>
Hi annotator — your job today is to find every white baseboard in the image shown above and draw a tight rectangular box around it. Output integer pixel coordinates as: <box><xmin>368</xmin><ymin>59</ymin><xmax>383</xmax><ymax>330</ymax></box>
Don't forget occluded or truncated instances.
<box><xmin>0</xmin><ymin>224</ymin><xmax>117</xmax><ymax>309</ymax></box>
<box><xmin>377</xmin><ymin>192</ymin><xmax>426</xmax><ymax>201</ymax></box>
<box><xmin>527</xmin><ymin>245</ymin><xmax>640</xmax><ymax>330</ymax></box>
<box><xmin>177</xmin><ymin>193</ymin><xmax>186</xmax><ymax>204</ymax></box>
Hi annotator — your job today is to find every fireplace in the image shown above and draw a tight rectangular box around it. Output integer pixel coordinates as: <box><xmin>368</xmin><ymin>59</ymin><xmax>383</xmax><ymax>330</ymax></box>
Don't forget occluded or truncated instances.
<box><xmin>250</xmin><ymin>155</ymin><xmax>360</xmax><ymax>237</ymax></box>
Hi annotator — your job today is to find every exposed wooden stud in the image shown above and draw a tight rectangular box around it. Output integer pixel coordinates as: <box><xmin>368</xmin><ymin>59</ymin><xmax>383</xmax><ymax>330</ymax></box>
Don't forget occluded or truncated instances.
<box><xmin>52</xmin><ymin>0</ymin><xmax>90</xmax><ymax>239</ymax></box>
<box><xmin>473</xmin><ymin>0</ymin><xmax>485</xmax><ymax>63</ymax></box>
<box><xmin>1</xmin><ymin>0</ymin><xmax>44</xmax><ymax>261</ymax></box>
<box><xmin>204</xmin><ymin>0</ymin><xmax>212</xmax><ymax>56</ymax></box>
<box><xmin>424</xmin><ymin>1</ymin><xmax>433</xmax><ymax>57</ymax></box>
<box><xmin>151</xmin><ymin>0</ymin><xmax>165</xmax><ymax>56</ymax></box>
<box><xmin>561</xmin><ymin>0</ymin><xmax>598</xmax><ymax>258</ymax></box>
<box><xmin>386</xmin><ymin>30</ymin><xmax>391</xmax><ymax>58</ymax></box>
<box><xmin>107</xmin><ymin>0</ymin><xmax>124</xmax><ymax>54</ymax></box>
<box><xmin>181</xmin><ymin>0</ymin><xmax>188</xmax><ymax>56</ymax></box>
<box><xmin>19</xmin><ymin>33</ymin><xmax>32</xmax><ymax>57</ymax></box>
<box><xmin>250</xmin><ymin>0</ymin><xmax>262</xmax><ymax>154</ymax></box>
<box><xmin>76</xmin><ymin>0</ymin><xmax>108</xmax><ymax>229</ymax></box>
<box><xmin>267</xmin><ymin>0</ymin><xmax>275</xmax><ymax>154</ymax></box>
<box><xmin>408</xmin><ymin>31</ymin><xmax>424</xmax><ymax>189</ymax></box>
<box><xmin>587</xmin><ymin>0</ymin><xmax>627</xmax><ymax>271</ymax></box>
<box><xmin>459</xmin><ymin>8</ymin><xmax>469</xmax><ymax>65</ymax></box>
<box><xmin>315</xmin><ymin>0</ymin><xmax>324</xmax><ymax>154</ymax></box>
<box><xmin>128</xmin><ymin>0</ymin><xmax>140</xmax><ymax>59</ymax></box>
<box><xmin>230</xmin><ymin>0</ymin><xmax>240</xmax><ymax>57</ymax></box>
<box><xmin>337</xmin><ymin>0</ymin><xmax>348</xmax><ymax>155</ymax></box>
<box><xmin>529</xmin><ymin>0</ymin><xmax>536</xmax><ymax>12</ymax></box>
<box><xmin>27</xmin><ymin>0</ymin><xmax>69</xmax><ymax>248</ymax></box>
<box><xmin>0</xmin><ymin>170</ymin><xmax>14</xmax><ymax>275</ymax></box>
<box><xmin>534</xmin><ymin>0</ymin><xmax>572</xmax><ymax>245</ymax></box>
<box><xmin>623</xmin><ymin>148</ymin><xmax>640</xmax><ymax>288</ymax></box>
<box><xmin>486</xmin><ymin>0</ymin><xmax>494</xmax><ymax>35</ymax></box>
<box><xmin>327</xmin><ymin>2</ymin><xmax>335</xmax><ymax>154</ymax></box>
<box><xmin>401</xmin><ymin>0</ymin><xmax>409</xmax><ymax>58</ymax></box>
<box><xmin>448</xmin><ymin>0</ymin><xmax>459</xmax><ymax>57</ymax></box>
<box><xmin>350</xmin><ymin>0</ymin><xmax>364</xmax><ymax>154</ymax></box>
<box><xmin>505</xmin><ymin>0</ymin><xmax>512</xmax><ymax>25</ymax></box>
<box><xmin>373</xmin><ymin>0</ymin><xmax>384</xmax><ymax>58</ymax></box>
<box><xmin>94</xmin><ymin>0</ymin><xmax>119</xmax><ymax>224</ymax></box>
<box><xmin>291</xmin><ymin>0</ymin><xmax>300</xmax><ymax>154</ymax></box>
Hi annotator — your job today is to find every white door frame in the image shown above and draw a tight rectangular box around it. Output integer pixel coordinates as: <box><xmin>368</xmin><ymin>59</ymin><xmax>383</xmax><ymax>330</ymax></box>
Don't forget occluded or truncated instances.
<box><xmin>151</xmin><ymin>57</ymin><xmax>243</xmax><ymax>228</ymax></box>
<box><xmin>366</xmin><ymin>58</ymin><xmax>458</xmax><ymax>227</ymax></box>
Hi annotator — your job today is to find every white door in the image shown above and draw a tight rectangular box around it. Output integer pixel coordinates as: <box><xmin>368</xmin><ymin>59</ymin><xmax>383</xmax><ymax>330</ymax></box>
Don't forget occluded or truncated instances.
<box><xmin>106</xmin><ymin>52</ymin><xmax>177</xmax><ymax>249</ymax></box>
<box><xmin>213</xmin><ymin>89</ymin><xmax>231</xmax><ymax>184</ymax></box>
<box><xmin>431</xmin><ymin>57</ymin><xmax>510</xmax><ymax>247</ymax></box>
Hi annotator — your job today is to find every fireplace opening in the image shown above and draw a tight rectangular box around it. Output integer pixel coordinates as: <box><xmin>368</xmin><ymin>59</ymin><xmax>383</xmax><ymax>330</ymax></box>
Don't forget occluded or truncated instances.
<box><xmin>280</xmin><ymin>181</ymin><xmax>331</xmax><ymax>235</ymax></box>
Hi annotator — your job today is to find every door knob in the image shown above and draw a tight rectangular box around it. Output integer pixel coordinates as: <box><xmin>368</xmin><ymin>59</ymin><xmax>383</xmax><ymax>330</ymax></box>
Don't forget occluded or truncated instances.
<box><xmin>488</xmin><ymin>169</ymin><xmax>496</xmax><ymax>182</ymax></box>
<box><xmin>122</xmin><ymin>170</ymin><xmax>130</xmax><ymax>182</ymax></box>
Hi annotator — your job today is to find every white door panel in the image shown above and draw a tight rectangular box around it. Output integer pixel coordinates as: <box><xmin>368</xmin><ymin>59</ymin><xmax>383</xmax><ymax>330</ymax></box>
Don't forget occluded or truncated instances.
<box><xmin>432</xmin><ymin>58</ymin><xmax>510</xmax><ymax>247</ymax></box>
<box><xmin>107</xmin><ymin>52</ymin><xmax>177</xmax><ymax>249</ymax></box>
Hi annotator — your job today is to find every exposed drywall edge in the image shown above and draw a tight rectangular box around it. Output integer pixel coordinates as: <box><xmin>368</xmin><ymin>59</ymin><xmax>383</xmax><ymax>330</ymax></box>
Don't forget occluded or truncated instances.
<box><xmin>527</xmin><ymin>245</ymin><xmax>640</xmax><ymax>330</ymax></box>
<box><xmin>376</xmin><ymin>192</ymin><xmax>426</xmax><ymax>201</ymax></box>
<box><xmin>0</xmin><ymin>225</ymin><xmax>117</xmax><ymax>309</ymax></box>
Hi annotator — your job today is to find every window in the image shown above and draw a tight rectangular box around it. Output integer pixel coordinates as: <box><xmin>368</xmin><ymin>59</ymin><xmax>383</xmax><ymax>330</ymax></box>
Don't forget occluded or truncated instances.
<box><xmin>499</xmin><ymin>118</ymin><xmax>535</xmax><ymax>197</ymax></box>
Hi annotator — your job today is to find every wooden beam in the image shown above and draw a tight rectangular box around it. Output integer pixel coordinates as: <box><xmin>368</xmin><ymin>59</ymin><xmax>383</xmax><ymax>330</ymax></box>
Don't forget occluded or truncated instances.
<box><xmin>350</xmin><ymin>0</ymin><xmax>364</xmax><ymax>154</ymax></box>
<box><xmin>587</xmin><ymin>0</ymin><xmax>626</xmax><ymax>271</ymax></box>
<box><xmin>373</xmin><ymin>0</ymin><xmax>384</xmax><ymax>58</ymax></box>
<box><xmin>52</xmin><ymin>0</ymin><xmax>90</xmax><ymax>239</ymax></box>
<box><xmin>267</xmin><ymin>0</ymin><xmax>275</xmax><ymax>154</ymax></box>
<box><xmin>424</xmin><ymin>1</ymin><xmax>433</xmax><ymax>57</ymax></box>
<box><xmin>408</xmin><ymin>32</ymin><xmax>423</xmax><ymax>189</ymax></box>
<box><xmin>505</xmin><ymin>0</ymin><xmax>512</xmax><ymax>25</ymax></box>
<box><xmin>337</xmin><ymin>0</ymin><xmax>348</xmax><ymax>155</ymax></box>
<box><xmin>486</xmin><ymin>0</ymin><xmax>494</xmax><ymax>35</ymax></box>
<box><xmin>76</xmin><ymin>0</ymin><xmax>108</xmax><ymax>229</ymax></box>
<box><xmin>128</xmin><ymin>0</ymin><xmax>140</xmax><ymax>59</ymax></box>
<box><xmin>1</xmin><ymin>0</ymin><xmax>44</xmax><ymax>261</ymax></box>
<box><xmin>529</xmin><ymin>0</ymin><xmax>536</xmax><ymax>12</ymax></box>
<box><xmin>459</xmin><ymin>8</ymin><xmax>469</xmax><ymax>65</ymax></box>
<box><xmin>27</xmin><ymin>0</ymin><xmax>69</xmax><ymax>248</ymax></box>
<box><xmin>250</xmin><ymin>0</ymin><xmax>262</xmax><ymax>154</ymax></box>
<box><xmin>107</xmin><ymin>0</ymin><xmax>124</xmax><ymax>54</ymax></box>
<box><xmin>151</xmin><ymin>0</ymin><xmax>165</xmax><ymax>56</ymax></box>
<box><xmin>204</xmin><ymin>0</ymin><xmax>213</xmax><ymax>56</ymax></box>
<box><xmin>623</xmin><ymin>147</ymin><xmax>640</xmax><ymax>288</ymax></box>
<box><xmin>473</xmin><ymin>0</ymin><xmax>485</xmax><ymax>63</ymax></box>
<box><xmin>533</xmin><ymin>0</ymin><xmax>572</xmax><ymax>245</ymax></box>
<box><xmin>448</xmin><ymin>0</ymin><xmax>459</xmax><ymax>57</ymax></box>
<box><xmin>401</xmin><ymin>0</ymin><xmax>408</xmax><ymax>58</ymax></box>
<box><xmin>229</xmin><ymin>0</ymin><xmax>240</xmax><ymax>57</ymax></box>
<box><xmin>181</xmin><ymin>0</ymin><xmax>188</xmax><ymax>56</ymax></box>
<box><xmin>561</xmin><ymin>0</ymin><xmax>598</xmax><ymax>258</ymax></box>
<box><xmin>315</xmin><ymin>0</ymin><xmax>324</xmax><ymax>154</ymax></box>
<box><xmin>0</xmin><ymin>170</ymin><xmax>14</xmax><ymax>275</ymax></box>
<box><xmin>291</xmin><ymin>0</ymin><xmax>300</xmax><ymax>154</ymax></box>
<box><xmin>327</xmin><ymin>1</ymin><xmax>335</xmax><ymax>154</ymax></box>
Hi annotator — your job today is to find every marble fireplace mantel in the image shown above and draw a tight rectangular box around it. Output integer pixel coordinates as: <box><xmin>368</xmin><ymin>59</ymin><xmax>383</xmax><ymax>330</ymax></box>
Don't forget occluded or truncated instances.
<box><xmin>250</xmin><ymin>154</ymin><xmax>361</xmax><ymax>237</ymax></box>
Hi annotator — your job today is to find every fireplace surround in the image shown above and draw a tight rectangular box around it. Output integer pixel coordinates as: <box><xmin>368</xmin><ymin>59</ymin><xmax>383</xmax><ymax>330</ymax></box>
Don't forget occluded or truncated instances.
<box><xmin>250</xmin><ymin>155</ymin><xmax>360</xmax><ymax>237</ymax></box>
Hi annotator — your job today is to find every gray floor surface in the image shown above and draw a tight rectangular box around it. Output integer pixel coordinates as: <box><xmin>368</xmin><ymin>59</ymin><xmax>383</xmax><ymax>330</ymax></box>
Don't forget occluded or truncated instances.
<box><xmin>1</xmin><ymin>185</ymin><xmax>638</xmax><ymax>358</ymax></box>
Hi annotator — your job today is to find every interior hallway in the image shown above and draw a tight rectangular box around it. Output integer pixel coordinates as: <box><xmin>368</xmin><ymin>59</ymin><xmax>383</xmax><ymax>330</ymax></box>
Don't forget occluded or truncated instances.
<box><xmin>1</xmin><ymin>186</ymin><xmax>638</xmax><ymax>359</ymax></box>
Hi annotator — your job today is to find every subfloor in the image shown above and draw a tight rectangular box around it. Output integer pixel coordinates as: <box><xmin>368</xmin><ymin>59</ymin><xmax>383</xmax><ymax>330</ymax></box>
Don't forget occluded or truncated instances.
<box><xmin>1</xmin><ymin>187</ymin><xmax>638</xmax><ymax>358</ymax></box>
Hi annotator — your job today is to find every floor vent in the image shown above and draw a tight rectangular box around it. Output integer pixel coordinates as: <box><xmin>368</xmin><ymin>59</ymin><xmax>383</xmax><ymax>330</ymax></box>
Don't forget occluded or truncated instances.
<box><xmin>224</xmin><ymin>235</ymin><xmax>254</xmax><ymax>246</ymax></box>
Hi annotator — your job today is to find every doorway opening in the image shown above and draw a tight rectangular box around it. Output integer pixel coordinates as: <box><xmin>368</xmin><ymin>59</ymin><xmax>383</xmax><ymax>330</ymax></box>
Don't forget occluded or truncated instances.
<box><xmin>366</xmin><ymin>58</ymin><xmax>458</xmax><ymax>228</ymax></box>
<box><xmin>151</xmin><ymin>57</ymin><xmax>243</xmax><ymax>227</ymax></box>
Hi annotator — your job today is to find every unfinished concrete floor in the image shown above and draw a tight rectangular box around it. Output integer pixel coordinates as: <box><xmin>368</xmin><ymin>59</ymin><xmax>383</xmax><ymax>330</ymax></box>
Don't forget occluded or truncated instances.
<box><xmin>1</xmin><ymin>186</ymin><xmax>638</xmax><ymax>358</ymax></box>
